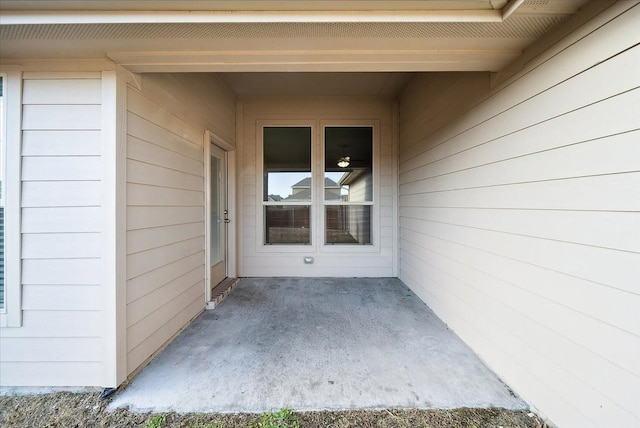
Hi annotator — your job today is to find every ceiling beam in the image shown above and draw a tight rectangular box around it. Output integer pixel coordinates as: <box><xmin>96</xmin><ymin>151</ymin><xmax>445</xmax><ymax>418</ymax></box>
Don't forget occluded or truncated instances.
<box><xmin>107</xmin><ymin>48</ymin><xmax>520</xmax><ymax>73</ymax></box>
<box><xmin>502</xmin><ymin>0</ymin><xmax>525</xmax><ymax>20</ymax></box>
<box><xmin>0</xmin><ymin>1</ymin><xmax>503</xmax><ymax>12</ymax></box>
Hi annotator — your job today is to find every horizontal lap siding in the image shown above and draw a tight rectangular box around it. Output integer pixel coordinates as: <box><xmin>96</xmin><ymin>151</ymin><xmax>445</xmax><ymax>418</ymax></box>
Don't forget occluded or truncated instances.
<box><xmin>398</xmin><ymin>4</ymin><xmax>640</xmax><ymax>428</ymax></box>
<box><xmin>239</xmin><ymin>99</ymin><xmax>395</xmax><ymax>277</ymax></box>
<box><xmin>125</xmin><ymin>74</ymin><xmax>235</xmax><ymax>375</ymax></box>
<box><xmin>0</xmin><ymin>75</ymin><xmax>104</xmax><ymax>387</ymax></box>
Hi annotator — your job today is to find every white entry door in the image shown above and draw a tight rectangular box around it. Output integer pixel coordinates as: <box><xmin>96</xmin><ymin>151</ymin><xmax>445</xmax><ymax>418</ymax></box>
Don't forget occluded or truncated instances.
<box><xmin>209</xmin><ymin>143</ymin><xmax>228</xmax><ymax>289</ymax></box>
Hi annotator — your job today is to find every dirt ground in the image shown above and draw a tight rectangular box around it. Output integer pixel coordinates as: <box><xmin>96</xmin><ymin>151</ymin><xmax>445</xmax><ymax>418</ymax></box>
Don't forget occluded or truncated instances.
<box><xmin>0</xmin><ymin>392</ymin><xmax>548</xmax><ymax>428</ymax></box>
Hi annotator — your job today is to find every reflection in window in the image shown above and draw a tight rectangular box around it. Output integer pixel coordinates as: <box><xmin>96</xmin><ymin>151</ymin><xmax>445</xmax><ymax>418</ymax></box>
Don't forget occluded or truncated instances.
<box><xmin>263</xmin><ymin>127</ymin><xmax>311</xmax><ymax>202</ymax></box>
<box><xmin>263</xmin><ymin>126</ymin><xmax>312</xmax><ymax>244</ymax></box>
<box><xmin>265</xmin><ymin>205</ymin><xmax>311</xmax><ymax>245</ymax></box>
<box><xmin>325</xmin><ymin>206</ymin><xmax>371</xmax><ymax>245</ymax></box>
<box><xmin>324</xmin><ymin>127</ymin><xmax>372</xmax><ymax>203</ymax></box>
<box><xmin>324</xmin><ymin>127</ymin><xmax>373</xmax><ymax>245</ymax></box>
<box><xmin>210</xmin><ymin>154</ymin><xmax>222</xmax><ymax>265</ymax></box>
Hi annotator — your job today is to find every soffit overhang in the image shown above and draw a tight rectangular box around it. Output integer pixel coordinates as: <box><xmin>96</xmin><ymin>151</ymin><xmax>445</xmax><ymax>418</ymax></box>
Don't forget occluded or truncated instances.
<box><xmin>1</xmin><ymin>0</ymin><xmax>582</xmax><ymax>13</ymax></box>
<box><xmin>0</xmin><ymin>0</ymin><xmax>591</xmax><ymax>73</ymax></box>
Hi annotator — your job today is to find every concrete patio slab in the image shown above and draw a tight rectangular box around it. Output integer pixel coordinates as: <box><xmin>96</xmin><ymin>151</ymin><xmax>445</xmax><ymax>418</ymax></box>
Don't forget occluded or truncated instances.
<box><xmin>109</xmin><ymin>278</ymin><xmax>527</xmax><ymax>413</ymax></box>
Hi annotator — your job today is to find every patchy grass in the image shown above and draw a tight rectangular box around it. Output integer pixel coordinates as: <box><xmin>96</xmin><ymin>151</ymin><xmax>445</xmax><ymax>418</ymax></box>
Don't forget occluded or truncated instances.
<box><xmin>143</xmin><ymin>414</ymin><xmax>168</xmax><ymax>428</ymax></box>
<box><xmin>0</xmin><ymin>392</ymin><xmax>546</xmax><ymax>428</ymax></box>
<box><xmin>255</xmin><ymin>408</ymin><xmax>300</xmax><ymax>428</ymax></box>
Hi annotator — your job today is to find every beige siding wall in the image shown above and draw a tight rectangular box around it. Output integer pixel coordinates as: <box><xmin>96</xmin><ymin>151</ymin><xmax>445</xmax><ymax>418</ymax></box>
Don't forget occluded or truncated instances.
<box><xmin>0</xmin><ymin>73</ymin><xmax>104</xmax><ymax>386</ymax></box>
<box><xmin>239</xmin><ymin>98</ymin><xmax>396</xmax><ymax>277</ymax></box>
<box><xmin>125</xmin><ymin>73</ymin><xmax>235</xmax><ymax>375</ymax></box>
<box><xmin>398</xmin><ymin>4</ymin><xmax>640</xmax><ymax>428</ymax></box>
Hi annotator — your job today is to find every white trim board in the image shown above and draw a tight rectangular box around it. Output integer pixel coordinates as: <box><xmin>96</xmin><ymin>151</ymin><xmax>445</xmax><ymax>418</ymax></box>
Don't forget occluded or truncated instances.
<box><xmin>0</xmin><ymin>66</ymin><xmax>23</xmax><ymax>328</ymax></box>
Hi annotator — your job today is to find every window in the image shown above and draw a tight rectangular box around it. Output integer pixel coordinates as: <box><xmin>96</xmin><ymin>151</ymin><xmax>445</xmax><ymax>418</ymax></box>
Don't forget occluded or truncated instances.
<box><xmin>259</xmin><ymin>123</ymin><xmax>376</xmax><ymax>250</ymax></box>
<box><xmin>262</xmin><ymin>126</ymin><xmax>312</xmax><ymax>245</ymax></box>
<box><xmin>324</xmin><ymin>126</ymin><xmax>373</xmax><ymax>245</ymax></box>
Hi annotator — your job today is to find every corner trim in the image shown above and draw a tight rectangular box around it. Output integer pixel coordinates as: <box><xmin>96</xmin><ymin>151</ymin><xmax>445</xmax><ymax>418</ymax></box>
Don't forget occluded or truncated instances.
<box><xmin>0</xmin><ymin>66</ymin><xmax>23</xmax><ymax>328</ymax></box>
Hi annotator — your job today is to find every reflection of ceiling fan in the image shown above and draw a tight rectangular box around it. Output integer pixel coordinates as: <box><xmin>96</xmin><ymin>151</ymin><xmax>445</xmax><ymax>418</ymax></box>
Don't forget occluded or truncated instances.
<box><xmin>336</xmin><ymin>145</ymin><xmax>350</xmax><ymax>168</ymax></box>
<box><xmin>337</xmin><ymin>155</ymin><xmax>350</xmax><ymax>168</ymax></box>
<box><xmin>335</xmin><ymin>144</ymin><xmax>369</xmax><ymax>169</ymax></box>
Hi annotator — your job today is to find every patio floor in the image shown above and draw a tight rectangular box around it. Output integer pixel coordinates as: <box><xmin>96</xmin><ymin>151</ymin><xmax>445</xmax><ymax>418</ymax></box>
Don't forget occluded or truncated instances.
<box><xmin>109</xmin><ymin>277</ymin><xmax>527</xmax><ymax>413</ymax></box>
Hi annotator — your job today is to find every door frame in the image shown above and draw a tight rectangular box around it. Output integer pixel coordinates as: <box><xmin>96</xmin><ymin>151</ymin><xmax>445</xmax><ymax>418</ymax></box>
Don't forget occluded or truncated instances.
<box><xmin>204</xmin><ymin>129</ymin><xmax>236</xmax><ymax>302</ymax></box>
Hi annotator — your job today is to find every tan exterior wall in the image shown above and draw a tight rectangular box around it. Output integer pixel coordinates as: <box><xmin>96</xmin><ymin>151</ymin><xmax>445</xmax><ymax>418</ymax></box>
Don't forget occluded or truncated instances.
<box><xmin>125</xmin><ymin>73</ymin><xmax>235</xmax><ymax>375</ymax></box>
<box><xmin>0</xmin><ymin>72</ymin><xmax>106</xmax><ymax>386</ymax></box>
<box><xmin>398</xmin><ymin>4</ymin><xmax>640</xmax><ymax>427</ymax></box>
<box><xmin>238</xmin><ymin>98</ymin><xmax>397</xmax><ymax>277</ymax></box>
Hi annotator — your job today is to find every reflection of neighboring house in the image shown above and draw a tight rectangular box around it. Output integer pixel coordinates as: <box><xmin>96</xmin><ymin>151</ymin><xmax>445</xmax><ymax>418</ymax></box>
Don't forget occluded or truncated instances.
<box><xmin>324</xmin><ymin>177</ymin><xmax>342</xmax><ymax>201</ymax></box>
<box><xmin>338</xmin><ymin>169</ymin><xmax>372</xmax><ymax>202</ymax></box>
<box><xmin>267</xmin><ymin>194</ymin><xmax>283</xmax><ymax>202</ymax></box>
<box><xmin>287</xmin><ymin>177</ymin><xmax>340</xmax><ymax>201</ymax></box>
<box><xmin>289</xmin><ymin>177</ymin><xmax>311</xmax><ymax>200</ymax></box>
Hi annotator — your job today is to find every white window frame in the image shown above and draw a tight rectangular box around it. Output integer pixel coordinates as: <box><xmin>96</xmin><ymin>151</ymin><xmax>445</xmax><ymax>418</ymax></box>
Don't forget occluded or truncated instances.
<box><xmin>0</xmin><ymin>67</ymin><xmax>22</xmax><ymax>327</ymax></box>
<box><xmin>255</xmin><ymin>119</ymin><xmax>381</xmax><ymax>255</ymax></box>
<box><xmin>256</xmin><ymin>120</ymin><xmax>316</xmax><ymax>253</ymax></box>
<box><xmin>320</xmin><ymin>120</ymin><xmax>380</xmax><ymax>254</ymax></box>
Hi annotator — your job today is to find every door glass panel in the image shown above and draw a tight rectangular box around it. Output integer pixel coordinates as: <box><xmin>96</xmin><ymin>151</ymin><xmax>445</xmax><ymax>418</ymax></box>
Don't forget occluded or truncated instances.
<box><xmin>210</xmin><ymin>153</ymin><xmax>223</xmax><ymax>267</ymax></box>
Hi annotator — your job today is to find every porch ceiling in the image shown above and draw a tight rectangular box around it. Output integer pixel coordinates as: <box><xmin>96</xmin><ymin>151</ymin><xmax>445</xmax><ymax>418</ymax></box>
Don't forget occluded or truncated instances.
<box><xmin>217</xmin><ymin>72</ymin><xmax>415</xmax><ymax>98</ymax></box>
<box><xmin>0</xmin><ymin>0</ymin><xmax>591</xmax><ymax>73</ymax></box>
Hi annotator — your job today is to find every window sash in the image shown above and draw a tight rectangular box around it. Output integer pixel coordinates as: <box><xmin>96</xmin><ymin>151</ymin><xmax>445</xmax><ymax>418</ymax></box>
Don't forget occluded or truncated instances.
<box><xmin>261</xmin><ymin>125</ymin><xmax>313</xmax><ymax>245</ymax></box>
<box><xmin>323</xmin><ymin>125</ymin><xmax>374</xmax><ymax>245</ymax></box>
<box><xmin>262</xmin><ymin>126</ymin><xmax>312</xmax><ymax>203</ymax></box>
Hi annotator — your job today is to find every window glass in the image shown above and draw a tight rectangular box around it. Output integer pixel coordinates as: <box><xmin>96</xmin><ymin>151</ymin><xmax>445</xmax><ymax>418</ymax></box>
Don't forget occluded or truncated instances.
<box><xmin>324</xmin><ymin>126</ymin><xmax>373</xmax><ymax>245</ymax></box>
<box><xmin>325</xmin><ymin>205</ymin><xmax>371</xmax><ymax>245</ymax></box>
<box><xmin>324</xmin><ymin>127</ymin><xmax>373</xmax><ymax>203</ymax></box>
<box><xmin>210</xmin><ymin>154</ymin><xmax>223</xmax><ymax>265</ymax></box>
<box><xmin>265</xmin><ymin>206</ymin><xmax>311</xmax><ymax>245</ymax></box>
<box><xmin>263</xmin><ymin>127</ymin><xmax>311</xmax><ymax>202</ymax></box>
<box><xmin>263</xmin><ymin>126</ymin><xmax>312</xmax><ymax>245</ymax></box>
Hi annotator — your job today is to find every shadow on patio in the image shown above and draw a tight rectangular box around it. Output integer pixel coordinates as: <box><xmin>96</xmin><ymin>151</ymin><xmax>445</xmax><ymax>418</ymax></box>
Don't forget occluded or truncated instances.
<box><xmin>109</xmin><ymin>278</ymin><xmax>527</xmax><ymax>413</ymax></box>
